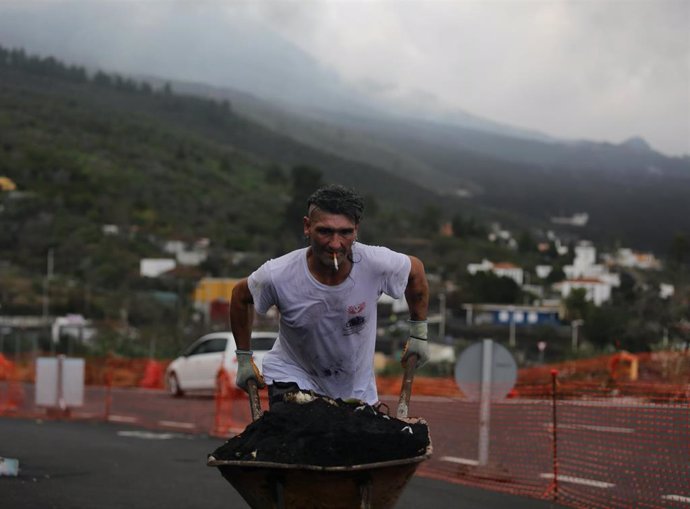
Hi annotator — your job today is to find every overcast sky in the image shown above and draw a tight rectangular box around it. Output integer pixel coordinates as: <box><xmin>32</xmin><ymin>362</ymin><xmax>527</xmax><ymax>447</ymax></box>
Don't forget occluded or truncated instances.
<box><xmin>251</xmin><ymin>0</ymin><xmax>689</xmax><ymax>156</ymax></box>
<box><xmin>1</xmin><ymin>0</ymin><xmax>688</xmax><ymax>156</ymax></box>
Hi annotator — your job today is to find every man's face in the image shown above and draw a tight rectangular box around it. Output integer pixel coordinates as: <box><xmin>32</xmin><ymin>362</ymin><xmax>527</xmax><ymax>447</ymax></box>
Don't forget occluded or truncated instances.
<box><xmin>303</xmin><ymin>208</ymin><xmax>359</xmax><ymax>270</ymax></box>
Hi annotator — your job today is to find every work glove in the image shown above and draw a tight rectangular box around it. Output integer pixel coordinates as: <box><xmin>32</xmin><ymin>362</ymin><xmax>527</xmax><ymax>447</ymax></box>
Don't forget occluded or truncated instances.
<box><xmin>401</xmin><ymin>320</ymin><xmax>429</xmax><ymax>368</ymax></box>
<box><xmin>235</xmin><ymin>350</ymin><xmax>266</xmax><ymax>391</ymax></box>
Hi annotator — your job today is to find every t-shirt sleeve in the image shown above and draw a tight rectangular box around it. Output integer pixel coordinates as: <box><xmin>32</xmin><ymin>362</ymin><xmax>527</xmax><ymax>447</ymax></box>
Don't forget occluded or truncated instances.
<box><xmin>247</xmin><ymin>261</ymin><xmax>277</xmax><ymax>315</ymax></box>
<box><xmin>379</xmin><ymin>248</ymin><xmax>412</xmax><ymax>299</ymax></box>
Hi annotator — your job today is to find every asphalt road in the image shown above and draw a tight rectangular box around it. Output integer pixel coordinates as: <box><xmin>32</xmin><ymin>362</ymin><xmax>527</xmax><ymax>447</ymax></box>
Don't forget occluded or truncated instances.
<box><xmin>1</xmin><ymin>417</ymin><xmax>564</xmax><ymax>509</ymax></box>
<box><xmin>8</xmin><ymin>383</ymin><xmax>690</xmax><ymax>507</ymax></box>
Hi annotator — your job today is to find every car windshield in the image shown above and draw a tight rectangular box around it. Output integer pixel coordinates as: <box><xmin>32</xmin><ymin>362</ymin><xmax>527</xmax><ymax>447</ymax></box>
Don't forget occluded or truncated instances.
<box><xmin>251</xmin><ymin>335</ymin><xmax>277</xmax><ymax>351</ymax></box>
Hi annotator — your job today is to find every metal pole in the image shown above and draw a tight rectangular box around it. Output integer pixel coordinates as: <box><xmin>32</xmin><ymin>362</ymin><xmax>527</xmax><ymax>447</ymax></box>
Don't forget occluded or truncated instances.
<box><xmin>14</xmin><ymin>330</ymin><xmax>20</xmax><ymax>363</ymax></box>
<box><xmin>571</xmin><ymin>320</ymin><xmax>583</xmax><ymax>351</ymax></box>
<box><xmin>57</xmin><ymin>354</ymin><xmax>65</xmax><ymax>411</ymax></box>
<box><xmin>42</xmin><ymin>248</ymin><xmax>54</xmax><ymax>322</ymax></box>
<box><xmin>478</xmin><ymin>338</ymin><xmax>493</xmax><ymax>466</ymax></box>
<box><xmin>571</xmin><ymin>323</ymin><xmax>577</xmax><ymax>350</ymax></box>
<box><xmin>551</xmin><ymin>369</ymin><xmax>559</xmax><ymax>501</ymax></box>
<box><xmin>439</xmin><ymin>293</ymin><xmax>446</xmax><ymax>341</ymax></box>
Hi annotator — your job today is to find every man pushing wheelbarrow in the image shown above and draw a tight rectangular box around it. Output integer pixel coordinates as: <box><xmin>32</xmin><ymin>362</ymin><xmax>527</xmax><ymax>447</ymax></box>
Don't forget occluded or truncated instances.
<box><xmin>208</xmin><ymin>185</ymin><xmax>433</xmax><ymax>508</ymax></box>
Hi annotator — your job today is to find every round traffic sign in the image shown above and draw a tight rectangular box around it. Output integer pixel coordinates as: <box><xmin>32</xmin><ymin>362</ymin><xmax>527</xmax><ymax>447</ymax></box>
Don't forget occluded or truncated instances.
<box><xmin>454</xmin><ymin>340</ymin><xmax>517</xmax><ymax>401</ymax></box>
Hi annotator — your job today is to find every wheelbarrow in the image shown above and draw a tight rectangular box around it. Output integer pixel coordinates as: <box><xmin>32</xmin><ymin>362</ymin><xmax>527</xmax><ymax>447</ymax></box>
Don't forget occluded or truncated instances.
<box><xmin>207</xmin><ymin>356</ymin><xmax>432</xmax><ymax>509</ymax></box>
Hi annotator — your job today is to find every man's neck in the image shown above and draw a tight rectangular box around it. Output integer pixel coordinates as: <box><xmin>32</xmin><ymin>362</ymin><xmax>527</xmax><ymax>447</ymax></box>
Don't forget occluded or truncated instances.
<box><xmin>306</xmin><ymin>248</ymin><xmax>350</xmax><ymax>286</ymax></box>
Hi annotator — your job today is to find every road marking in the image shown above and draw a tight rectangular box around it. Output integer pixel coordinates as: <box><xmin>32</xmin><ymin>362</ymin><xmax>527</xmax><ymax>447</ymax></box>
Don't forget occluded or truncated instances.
<box><xmin>107</xmin><ymin>415</ymin><xmax>138</xmax><ymax>423</ymax></box>
<box><xmin>545</xmin><ymin>424</ymin><xmax>635</xmax><ymax>434</ymax></box>
<box><xmin>663</xmin><ymin>495</ymin><xmax>690</xmax><ymax>504</ymax></box>
<box><xmin>540</xmin><ymin>473</ymin><xmax>614</xmax><ymax>488</ymax></box>
<box><xmin>72</xmin><ymin>412</ymin><xmax>99</xmax><ymax>419</ymax></box>
<box><xmin>379</xmin><ymin>395</ymin><xmax>457</xmax><ymax>403</ymax></box>
<box><xmin>440</xmin><ymin>456</ymin><xmax>479</xmax><ymax>466</ymax></box>
<box><xmin>117</xmin><ymin>431</ymin><xmax>183</xmax><ymax>440</ymax></box>
<box><xmin>158</xmin><ymin>420</ymin><xmax>196</xmax><ymax>430</ymax></box>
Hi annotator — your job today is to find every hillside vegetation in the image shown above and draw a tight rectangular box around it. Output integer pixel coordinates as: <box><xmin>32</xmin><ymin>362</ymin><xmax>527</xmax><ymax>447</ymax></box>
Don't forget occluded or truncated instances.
<box><xmin>1</xmin><ymin>46</ymin><xmax>688</xmax><ymax>358</ymax></box>
<box><xmin>181</xmin><ymin>78</ymin><xmax>690</xmax><ymax>251</ymax></box>
<box><xmin>0</xmin><ymin>47</ymin><xmax>467</xmax><ymax>337</ymax></box>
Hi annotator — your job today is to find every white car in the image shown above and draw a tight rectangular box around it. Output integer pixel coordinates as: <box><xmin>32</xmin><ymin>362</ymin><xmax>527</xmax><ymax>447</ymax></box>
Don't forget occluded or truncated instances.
<box><xmin>165</xmin><ymin>331</ymin><xmax>277</xmax><ymax>397</ymax></box>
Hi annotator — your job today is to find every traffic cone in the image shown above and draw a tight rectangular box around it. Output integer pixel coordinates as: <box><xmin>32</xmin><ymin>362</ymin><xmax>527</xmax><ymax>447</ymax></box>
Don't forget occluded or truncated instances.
<box><xmin>139</xmin><ymin>360</ymin><xmax>164</xmax><ymax>389</ymax></box>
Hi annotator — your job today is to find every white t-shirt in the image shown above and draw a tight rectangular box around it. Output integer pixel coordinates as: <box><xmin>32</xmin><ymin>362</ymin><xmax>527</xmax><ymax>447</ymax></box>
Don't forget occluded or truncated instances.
<box><xmin>248</xmin><ymin>243</ymin><xmax>411</xmax><ymax>404</ymax></box>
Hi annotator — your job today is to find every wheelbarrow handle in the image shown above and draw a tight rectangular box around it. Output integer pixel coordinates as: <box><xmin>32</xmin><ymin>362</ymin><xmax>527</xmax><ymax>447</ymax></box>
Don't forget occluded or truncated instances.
<box><xmin>246</xmin><ymin>379</ymin><xmax>263</xmax><ymax>422</ymax></box>
<box><xmin>396</xmin><ymin>354</ymin><xmax>418</xmax><ymax>419</ymax></box>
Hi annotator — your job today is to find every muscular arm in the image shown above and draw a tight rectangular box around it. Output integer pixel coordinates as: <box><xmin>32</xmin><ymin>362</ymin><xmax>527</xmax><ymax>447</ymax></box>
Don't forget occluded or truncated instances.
<box><xmin>405</xmin><ymin>256</ymin><xmax>429</xmax><ymax>321</ymax></box>
<box><xmin>230</xmin><ymin>278</ymin><xmax>255</xmax><ymax>351</ymax></box>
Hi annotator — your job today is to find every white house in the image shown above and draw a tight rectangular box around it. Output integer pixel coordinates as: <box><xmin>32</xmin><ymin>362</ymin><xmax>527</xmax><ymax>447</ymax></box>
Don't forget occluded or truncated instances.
<box><xmin>467</xmin><ymin>259</ymin><xmax>524</xmax><ymax>285</ymax></box>
<box><xmin>101</xmin><ymin>224</ymin><xmax>120</xmax><ymax>236</ymax></box>
<box><xmin>467</xmin><ymin>259</ymin><xmax>493</xmax><ymax>275</ymax></box>
<box><xmin>163</xmin><ymin>240</ymin><xmax>186</xmax><ymax>255</ymax></box>
<box><xmin>659</xmin><ymin>283</ymin><xmax>675</xmax><ymax>299</ymax></box>
<box><xmin>492</xmin><ymin>262</ymin><xmax>524</xmax><ymax>285</ymax></box>
<box><xmin>51</xmin><ymin>314</ymin><xmax>97</xmax><ymax>344</ymax></box>
<box><xmin>536</xmin><ymin>265</ymin><xmax>553</xmax><ymax>279</ymax></box>
<box><xmin>554</xmin><ymin>278</ymin><xmax>612</xmax><ymax>306</ymax></box>
<box><xmin>140</xmin><ymin>258</ymin><xmax>176</xmax><ymax>278</ymax></box>
<box><xmin>563</xmin><ymin>241</ymin><xmax>620</xmax><ymax>289</ymax></box>
<box><xmin>162</xmin><ymin>238</ymin><xmax>209</xmax><ymax>266</ymax></box>
<box><xmin>551</xmin><ymin>212</ymin><xmax>589</xmax><ymax>226</ymax></box>
<box><xmin>615</xmin><ymin>248</ymin><xmax>661</xmax><ymax>270</ymax></box>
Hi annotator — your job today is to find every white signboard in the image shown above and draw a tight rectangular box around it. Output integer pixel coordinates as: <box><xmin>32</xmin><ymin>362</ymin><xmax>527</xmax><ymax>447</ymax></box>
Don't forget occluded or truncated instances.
<box><xmin>35</xmin><ymin>356</ymin><xmax>84</xmax><ymax>408</ymax></box>
<box><xmin>454</xmin><ymin>340</ymin><xmax>517</xmax><ymax>401</ymax></box>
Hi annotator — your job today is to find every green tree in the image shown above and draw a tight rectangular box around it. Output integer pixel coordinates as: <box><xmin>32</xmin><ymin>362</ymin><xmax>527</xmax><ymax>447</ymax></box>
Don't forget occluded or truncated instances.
<box><xmin>517</xmin><ymin>230</ymin><xmax>535</xmax><ymax>253</ymax></box>
<box><xmin>564</xmin><ymin>288</ymin><xmax>591</xmax><ymax>321</ymax></box>
<box><xmin>583</xmin><ymin>304</ymin><xmax>627</xmax><ymax>348</ymax></box>
<box><xmin>461</xmin><ymin>272</ymin><xmax>523</xmax><ymax>304</ymax></box>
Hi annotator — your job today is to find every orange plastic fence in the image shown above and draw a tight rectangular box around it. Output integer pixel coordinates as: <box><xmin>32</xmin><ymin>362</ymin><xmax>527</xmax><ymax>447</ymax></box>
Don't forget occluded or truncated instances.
<box><xmin>2</xmin><ymin>352</ymin><xmax>688</xmax><ymax>509</ymax></box>
<box><xmin>414</xmin><ymin>377</ymin><xmax>689</xmax><ymax>509</ymax></box>
<box><xmin>0</xmin><ymin>353</ymin><xmax>23</xmax><ymax>412</ymax></box>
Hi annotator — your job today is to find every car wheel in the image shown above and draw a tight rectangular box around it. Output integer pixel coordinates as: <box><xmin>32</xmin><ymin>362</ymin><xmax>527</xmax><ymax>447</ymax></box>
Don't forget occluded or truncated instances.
<box><xmin>168</xmin><ymin>373</ymin><xmax>184</xmax><ymax>397</ymax></box>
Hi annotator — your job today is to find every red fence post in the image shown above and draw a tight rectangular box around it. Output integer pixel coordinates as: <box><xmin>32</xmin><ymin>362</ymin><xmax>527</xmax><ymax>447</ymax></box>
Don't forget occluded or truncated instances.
<box><xmin>551</xmin><ymin>368</ymin><xmax>559</xmax><ymax>502</ymax></box>
<box><xmin>104</xmin><ymin>370</ymin><xmax>112</xmax><ymax>421</ymax></box>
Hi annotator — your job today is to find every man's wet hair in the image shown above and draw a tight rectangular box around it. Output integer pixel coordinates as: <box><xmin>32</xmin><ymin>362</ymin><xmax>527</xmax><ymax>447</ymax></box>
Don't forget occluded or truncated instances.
<box><xmin>307</xmin><ymin>185</ymin><xmax>364</xmax><ymax>224</ymax></box>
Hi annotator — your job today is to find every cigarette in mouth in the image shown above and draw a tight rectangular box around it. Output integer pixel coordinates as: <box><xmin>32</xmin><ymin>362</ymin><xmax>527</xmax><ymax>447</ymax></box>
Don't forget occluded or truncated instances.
<box><xmin>333</xmin><ymin>252</ymin><xmax>339</xmax><ymax>271</ymax></box>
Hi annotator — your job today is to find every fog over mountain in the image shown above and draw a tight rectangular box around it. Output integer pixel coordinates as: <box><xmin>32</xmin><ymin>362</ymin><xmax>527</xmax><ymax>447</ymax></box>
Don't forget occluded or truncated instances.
<box><xmin>0</xmin><ymin>1</ymin><xmax>687</xmax><ymax>156</ymax></box>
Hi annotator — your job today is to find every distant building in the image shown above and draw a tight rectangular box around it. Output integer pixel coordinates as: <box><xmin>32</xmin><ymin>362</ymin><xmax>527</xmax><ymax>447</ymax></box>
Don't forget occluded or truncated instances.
<box><xmin>439</xmin><ymin>221</ymin><xmax>454</xmax><ymax>237</ymax></box>
<box><xmin>563</xmin><ymin>241</ymin><xmax>620</xmax><ymax>288</ymax></box>
<box><xmin>551</xmin><ymin>212</ymin><xmax>589</xmax><ymax>226</ymax></box>
<box><xmin>614</xmin><ymin>248</ymin><xmax>661</xmax><ymax>270</ymax></box>
<box><xmin>493</xmin><ymin>262</ymin><xmax>524</xmax><ymax>285</ymax></box>
<box><xmin>163</xmin><ymin>238</ymin><xmax>209</xmax><ymax>266</ymax></box>
<box><xmin>0</xmin><ymin>176</ymin><xmax>17</xmax><ymax>191</ymax></box>
<box><xmin>192</xmin><ymin>278</ymin><xmax>239</xmax><ymax>306</ymax></box>
<box><xmin>467</xmin><ymin>259</ymin><xmax>524</xmax><ymax>285</ymax></box>
<box><xmin>51</xmin><ymin>314</ymin><xmax>97</xmax><ymax>345</ymax></box>
<box><xmin>462</xmin><ymin>303</ymin><xmax>562</xmax><ymax>326</ymax></box>
<box><xmin>554</xmin><ymin>277</ymin><xmax>612</xmax><ymax>306</ymax></box>
<box><xmin>487</xmin><ymin>223</ymin><xmax>516</xmax><ymax>249</ymax></box>
<box><xmin>659</xmin><ymin>283</ymin><xmax>675</xmax><ymax>299</ymax></box>
<box><xmin>536</xmin><ymin>265</ymin><xmax>553</xmax><ymax>279</ymax></box>
<box><xmin>140</xmin><ymin>258</ymin><xmax>176</xmax><ymax>278</ymax></box>
<box><xmin>192</xmin><ymin>278</ymin><xmax>242</xmax><ymax>325</ymax></box>
<box><xmin>101</xmin><ymin>224</ymin><xmax>120</xmax><ymax>236</ymax></box>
